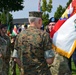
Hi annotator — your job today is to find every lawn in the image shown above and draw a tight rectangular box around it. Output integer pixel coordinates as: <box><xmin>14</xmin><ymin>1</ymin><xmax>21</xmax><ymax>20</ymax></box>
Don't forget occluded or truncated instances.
<box><xmin>72</xmin><ymin>60</ymin><xmax>76</xmax><ymax>75</ymax></box>
<box><xmin>9</xmin><ymin>60</ymin><xmax>76</xmax><ymax>75</ymax></box>
<box><xmin>9</xmin><ymin>64</ymin><xmax>20</xmax><ymax>75</ymax></box>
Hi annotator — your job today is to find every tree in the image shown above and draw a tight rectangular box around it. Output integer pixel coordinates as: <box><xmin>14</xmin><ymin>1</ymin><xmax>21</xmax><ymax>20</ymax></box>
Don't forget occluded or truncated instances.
<box><xmin>0</xmin><ymin>12</ymin><xmax>13</xmax><ymax>24</ymax></box>
<box><xmin>0</xmin><ymin>0</ymin><xmax>24</xmax><ymax>24</ymax></box>
<box><xmin>41</xmin><ymin>0</ymin><xmax>52</xmax><ymax>27</ymax></box>
<box><xmin>0</xmin><ymin>0</ymin><xmax>24</xmax><ymax>12</ymax></box>
<box><xmin>0</xmin><ymin>12</ymin><xmax>13</xmax><ymax>33</ymax></box>
<box><xmin>65</xmin><ymin>0</ymin><xmax>72</xmax><ymax>8</ymax></box>
<box><xmin>54</xmin><ymin>0</ymin><xmax>72</xmax><ymax>19</ymax></box>
<box><xmin>54</xmin><ymin>5</ymin><xmax>65</xmax><ymax>19</ymax></box>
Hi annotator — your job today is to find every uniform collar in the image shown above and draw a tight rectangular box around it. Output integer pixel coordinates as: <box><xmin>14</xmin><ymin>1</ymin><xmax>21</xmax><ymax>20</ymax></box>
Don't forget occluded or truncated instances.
<box><xmin>28</xmin><ymin>26</ymin><xmax>38</xmax><ymax>29</ymax></box>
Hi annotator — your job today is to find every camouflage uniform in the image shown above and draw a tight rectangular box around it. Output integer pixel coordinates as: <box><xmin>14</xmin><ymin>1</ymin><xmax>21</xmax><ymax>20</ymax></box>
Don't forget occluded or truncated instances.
<box><xmin>50</xmin><ymin>52</ymin><xmax>72</xmax><ymax>75</ymax></box>
<box><xmin>0</xmin><ymin>36</ymin><xmax>8</xmax><ymax>75</ymax></box>
<box><xmin>45</xmin><ymin>17</ymin><xmax>72</xmax><ymax>75</ymax></box>
<box><xmin>14</xmin><ymin>26</ymin><xmax>54</xmax><ymax>75</ymax></box>
<box><xmin>0</xmin><ymin>24</ymin><xmax>11</xmax><ymax>75</ymax></box>
<box><xmin>1</xmin><ymin>35</ymin><xmax>11</xmax><ymax>75</ymax></box>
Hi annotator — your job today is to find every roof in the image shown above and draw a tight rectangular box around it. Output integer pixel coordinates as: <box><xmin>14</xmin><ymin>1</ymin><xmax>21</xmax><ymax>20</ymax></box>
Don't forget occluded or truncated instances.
<box><xmin>13</xmin><ymin>18</ymin><xmax>29</xmax><ymax>25</ymax></box>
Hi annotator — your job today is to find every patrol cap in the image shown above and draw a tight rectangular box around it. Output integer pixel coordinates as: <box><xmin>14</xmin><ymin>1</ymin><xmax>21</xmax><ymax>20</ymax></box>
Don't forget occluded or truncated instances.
<box><xmin>29</xmin><ymin>11</ymin><xmax>43</xmax><ymax>18</ymax></box>
<box><xmin>49</xmin><ymin>17</ymin><xmax>58</xmax><ymax>23</ymax></box>
<box><xmin>0</xmin><ymin>24</ymin><xmax>7</xmax><ymax>29</ymax></box>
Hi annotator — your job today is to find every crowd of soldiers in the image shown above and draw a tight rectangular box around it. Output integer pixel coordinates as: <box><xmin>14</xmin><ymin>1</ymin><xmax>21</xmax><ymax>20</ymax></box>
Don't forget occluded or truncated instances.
<box><xmin>0</xmin><ymin>11</ymin><xmax>75</xmax><ymax>75</ymax></box>
<box><xmin>0</xmin><ymin>24</ymin><xmax>11</xmax><ymax>75</ymax></box>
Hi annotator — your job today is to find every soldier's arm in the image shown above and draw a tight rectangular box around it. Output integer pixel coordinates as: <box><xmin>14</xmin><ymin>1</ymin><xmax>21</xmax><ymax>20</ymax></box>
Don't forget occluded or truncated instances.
<box><xmin>12</xmin><ymin>49</ymin><xmax>22</xmax><ymax>67</ymax></box>
<box><xmin>12</xmin><ymin>49</ymin><xmax>24</xmax><ymax>75</ymax></box>
<box><xmin>12</xmin><ymin>34</ymin><xmax>24</xmax><ymax>74</ymax></box>
<box><xmin>44</xmin><ymin>50</ymin><xmax>55</xmax><ymax>64</ymax></box>
<box><xmin>43</xmin><ymin>32</ymin><xmax>55</xmax><ymax>64</ymax></box>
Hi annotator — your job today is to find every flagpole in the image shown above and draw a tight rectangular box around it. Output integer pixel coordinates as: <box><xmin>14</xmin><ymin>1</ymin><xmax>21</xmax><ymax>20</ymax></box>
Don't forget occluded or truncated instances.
<box><xmin>38</xmin><ymin>0</ymin><xmax>41</xmax><ymax>11</ymax></box>
<box><xmin>7</xmin><ymin>11</ymin><xmax>9</xmax><ymax>25</ymax></box>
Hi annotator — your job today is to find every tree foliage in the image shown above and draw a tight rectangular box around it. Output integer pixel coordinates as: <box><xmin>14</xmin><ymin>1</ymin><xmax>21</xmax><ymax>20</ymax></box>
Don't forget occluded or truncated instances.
<box><xmin>0</xmin><ymin>12</ymin><xmax>13</xmax><ymax>24</ymax></box>
<box><xmin>0</xmin><ymin>12</ymin><xmax>13</xmax><ymax>33</ymax></box>
<box><xmin>0</xmin><ymin>0</ymin><xmax>24</xmax><ymax>26</ymax></box>
<box><xmin>42</xmin><ymin>0</ymin><xmax>47</xmax><ymax>12</ymax></box>
<box><xmin>65</xmin><ymin>0</ymin><xmax>72</xmax><ymax>8</ymax></box>
<box><xmin>54</xmin><ymin>0</ymin><xmax>72</xmax><ymax>19</ymax></box>
<box><xmin>0</xmin><ymin>0</ymin><xmax>24</xmax><ymax>12</ymax></box>
<box><xmin>41</xmin><ymin>0</ymin><xmax>52</xmax><ymax>26</ymax></box>
<box><xmin>42</xmin><ymin>13</ymin><xmax>49</xmax><ymax>26</ymax></box>
<box><xmin>47</xmin><ymin>0</ymin><xmax>52</xmax><ymax>12</ymax></box>
<box><xmin>54</xmin><ymin>5</ymin><xmax>65</xmax><ymax>19</ymax></box>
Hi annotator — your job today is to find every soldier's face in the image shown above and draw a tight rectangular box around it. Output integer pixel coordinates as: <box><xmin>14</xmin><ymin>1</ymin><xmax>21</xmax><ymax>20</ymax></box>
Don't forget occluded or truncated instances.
<box><xmin>1</xmin><ymin>27</ymin><xmax>7</xmax><ymax>34</ymax></box>
<box><xmin>48</xmin><ymin>22</ymin><xmax>56</xmax><ymax>32</ymax></box>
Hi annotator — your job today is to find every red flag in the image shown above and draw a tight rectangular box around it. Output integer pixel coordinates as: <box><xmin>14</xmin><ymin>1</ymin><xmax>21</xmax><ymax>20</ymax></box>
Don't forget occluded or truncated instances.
<box><xmin>50</xmin><ymin>0</ymin><xmax>76</xmax><ymax>58</ymax></box>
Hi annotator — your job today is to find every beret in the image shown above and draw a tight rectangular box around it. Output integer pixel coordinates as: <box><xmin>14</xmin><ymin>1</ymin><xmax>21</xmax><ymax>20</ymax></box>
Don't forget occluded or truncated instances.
<box><xmin>49</xmin><ymin>17</ymin><xmax>58</xmax><ymax>23</ymax></box>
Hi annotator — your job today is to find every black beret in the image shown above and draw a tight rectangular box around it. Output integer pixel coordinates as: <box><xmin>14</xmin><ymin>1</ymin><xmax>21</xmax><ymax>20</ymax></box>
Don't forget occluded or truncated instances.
<box><xmin>49</xmin><ymin>17</ymin><xmax>58</xmax><ymax>23</ymax></box>
<box><xmin>0</xmin><ymin>24</ymin><xmax>7</xmax><ymax>29</ymax></box>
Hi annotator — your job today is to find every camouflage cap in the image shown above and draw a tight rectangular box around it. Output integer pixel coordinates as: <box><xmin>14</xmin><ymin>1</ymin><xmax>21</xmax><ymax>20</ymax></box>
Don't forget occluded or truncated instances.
<box><xmin>29</xmin><ymin>11</ymin><xmax>43</xmax><ymax>18</ymax></box>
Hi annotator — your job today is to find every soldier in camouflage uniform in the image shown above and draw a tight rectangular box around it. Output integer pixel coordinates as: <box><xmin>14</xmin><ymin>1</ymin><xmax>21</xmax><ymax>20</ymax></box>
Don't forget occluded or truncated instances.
<box><xmin>12</xmin><ymin>11</ymin><xmax>55</xmax><ymax>75</ymax></box>
<box><xmin>0</xmin><ymin>24</ymin><xmax>11</xmax><ymax>75</ymax></box>
<box><xmin>0</xmin><ymin>36</ymin><xmax>8</xmax><ymax>75</ymax></box>
<box><xmin>46</xmin><ymin>17</ymin><xmax>72</xmax><ymax>75</ymax></box>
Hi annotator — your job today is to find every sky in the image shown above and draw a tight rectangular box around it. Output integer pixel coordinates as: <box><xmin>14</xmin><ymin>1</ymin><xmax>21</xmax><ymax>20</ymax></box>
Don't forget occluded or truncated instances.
<box><xmin>11</xmin><ymin>0</ymin><xmax>69</xmax><ymax>19</ymax></box>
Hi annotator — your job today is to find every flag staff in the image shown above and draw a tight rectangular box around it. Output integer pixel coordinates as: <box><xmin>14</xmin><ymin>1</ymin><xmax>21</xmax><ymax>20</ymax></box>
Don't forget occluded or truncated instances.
<box><xmin>38</xmin><ymin>0</ymin><xmax>41</xmax><ymax>11</ymax></box>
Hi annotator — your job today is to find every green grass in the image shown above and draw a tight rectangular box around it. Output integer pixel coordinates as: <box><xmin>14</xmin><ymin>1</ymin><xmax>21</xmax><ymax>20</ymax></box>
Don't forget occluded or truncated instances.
<box><xmin>9</xmin><ymin>61</ymin><xmax>76</xmax><ymax>75</ymax></box>
<box><xmin>9</xmin><ymin>64</ymin><xmax>20</xmax><ymax>75</ymax></box>
<box><xmin>72</xmin><ymin>60</ymin><xmax>76</xmax><ymax>75</ymax></box>
<box><xmin>16</xmin><ymin>65</ymin><xmax>20</xmax><ymax>75</ymax></box>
